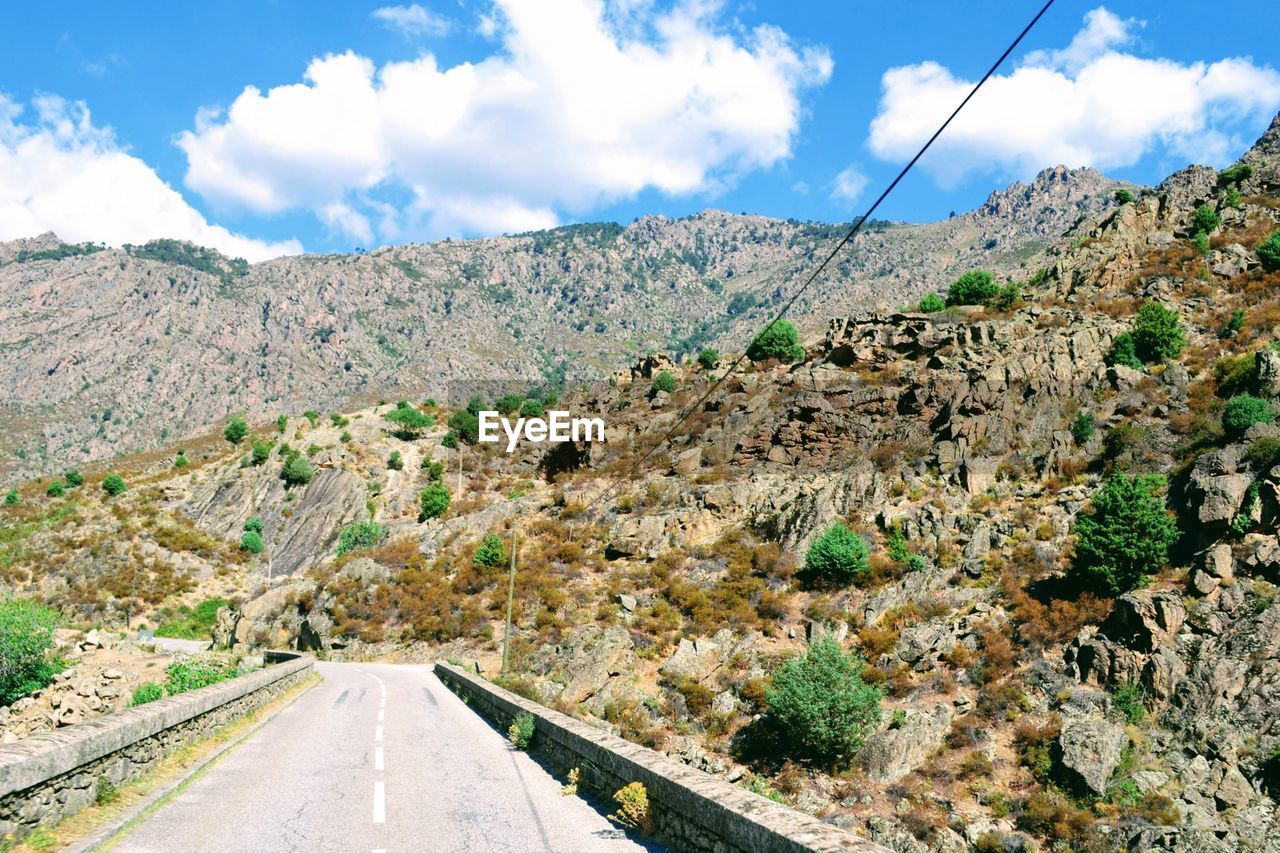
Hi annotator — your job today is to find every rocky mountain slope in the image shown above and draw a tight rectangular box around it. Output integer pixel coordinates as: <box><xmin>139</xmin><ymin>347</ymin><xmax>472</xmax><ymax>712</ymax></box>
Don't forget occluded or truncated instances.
<box><xmin>4</xmin><ymin>116</ymin><xmax>1280</xmax><ymax>851</ymax></box>
<box><xmin>0</xmin><ymin>166</ymin><xmax>1123</xmax><ymax>476</ymax></box>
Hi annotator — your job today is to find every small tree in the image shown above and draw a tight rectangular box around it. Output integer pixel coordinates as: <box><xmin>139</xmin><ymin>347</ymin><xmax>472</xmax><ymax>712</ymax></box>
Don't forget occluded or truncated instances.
<box><xmin>3</xmin><ymin>489</ymin><xmax>17</xmax><ymax>506</ymax></box>
<box><xmin>803</xmin><ymin>522</ymin><xmax>869</xmax><ymax>584</ymax></box>
<box><xmin>494</xmin><ymin>394</ymin><xmax>524</xmax><ymax>414</ymax></box>
<box><xmin>520</xmin><ymin>399</ymin><xmax>545</xmax><ymax>418</ymax></box>
<box><xmin>1192</xmin><ymin>204</ymin><xmax>1221</xmax><ymax>234</ymax></box>
<box><xmin>697</xmin><ymin>347</ymin><xmax>719</xmax><ymax>369</ymax></box>
<box><xmin>765</xmin><ymin>637</ymin><xmax>882</xmax><ymax>766</ymax></box>
<box><xmin>1114</xmin><ymin>188</ymin><xmax>1134</xmax><ymax>204</ymax></box>
<box><xmin>946</xmin><ymin>269</ymin><xmax>998</xmax><ymax>306</ymax></box>
<box><xmin>46</xmin><ymin>481</ymin><xmax>65</xmax><ymax>498</ymax></box>
<box><xmin>239</xmin><ymin>530</ymin><xmax>264</xmax><ymax>554</ymax></box>
<box><xmin>917</xmin><ymin>293</ymin><xmax>946</xmax><ymax>313</ymax></box>
<box><xmin>303</xmin><ymin>410</ymin><xmax>320</xmax><ymax>428</ymax></box>
<box><xmin>1131</xmin><ymin>302</ymin><xmax>1185</xmax><ymax>363</ymax></box>
<box><xmin>336</xmin><ymin>521</ymin><xmax>386</xmax><ymax>556</ymax></box>
<box><xmin>1071</xmin><ymin>411</ymin><xmax>1096</xmax><ymax>445</ymax></box>
<box><xmin>1217</xmin><ymin>163</ymin><xmax>1252</xmax><ymax>186</ymax></box>
<box><xmin>251</xmin><ymin>439</ymin><xmax>273</xmax><ymax>466</ymax></box>
<box><xmin>419</xmin><ymin>483</ymin><xmax>450</xmax><ymax>521</ymax></box>
<box><xmin>1258</xmin><ymin>229</ymin><xmax>1280</xmax><ymax>272</ymax></box>
<box><xmin>0</xmin><ymin>597</ymin><xmax>59</xmax><ymax>705</ymax></box>
<box><xmin>387</xmin><ymin>450</ymin><xmax>404</xmax><ymax>471</ymax></box>
<box><xmin>64</xmin><ymin>470</ymin><xmax>84</xmax><ymax>488</ymax></box>
<box><xmin>1106</xmin><ymin>332</ymin><xmax>1143</xmax><ymax>370</ymax></box>
<box><xmin>280</xmin><ymin>453</ymin><xmax>315</xmax><ymax>488</ymax></box>
<box><xmin>746</xmin><ymin>320</ymin><xmax>805</xmax><ymax>363</ymax></box>
<box><xmin>991</xmin><ymin>281</ymin><xmax>1021</xmax><ymax>312</ymax></box>
<box><xmin>276</xmin><ymin>414</ymin><xmax>288</xmax><ymax>433</ymax></box>
<box><xmin>473</xmin><ymin>533</ymin><xmax>506</xmax><ymax>569</ymax></box>
<box><xmin>1072</xmin><ymin>473</ymin><xmax>1178</xmax><ymax>596</ymax></box>
<box><xmin>174</xmin><ymin>453</ymin><xmax>189</xmax><ymax>469</ymax></box>
<box><xmin>102</xmin><ymin>473</ymin><xmax>127</xmax><ymax>497</ymax></box>
<box><xmin>1223</xmin><ymin>395</ymin><xmax>1275</xmax><ymax>437</ymax></box>
<box><xmin>651</xmin><ymin>371</ymin><xmax>677</xmax><ymax>394</ymax></box>
<box><xmin>422</xmin><ymin>458</ymin><xmax>445</xmax><ymax>482</ymax></box>
<box><xmin>447</xmin><ymin>410</ymin><xmax>480</xmax><ymax>444</ymax></box>
<box><xmin>244</xmin><ymin>516</ymin><xmax>264</xmax><ymax>534</ymax></box>
<box><xmin>223</xmin><ymin>415</ymin><xmax>248</xmax><ymax>445</ymax></box>
<box><xmin>385</xmin><ymin>406</ymin><xmax>433</xmax><ymax>440</ymax></box>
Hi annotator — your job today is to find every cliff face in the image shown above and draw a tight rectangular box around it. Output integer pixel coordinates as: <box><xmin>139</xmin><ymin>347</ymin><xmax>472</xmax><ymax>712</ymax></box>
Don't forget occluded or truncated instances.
<box><xmin>0</xmin><ymin>167</ymin><xmax>1125</xmax><ymax>476</ymax></box>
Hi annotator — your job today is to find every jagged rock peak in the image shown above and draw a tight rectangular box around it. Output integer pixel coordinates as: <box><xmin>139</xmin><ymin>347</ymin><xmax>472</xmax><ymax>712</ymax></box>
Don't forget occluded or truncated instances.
<box><xmin>977</xmin><ymin>165</ymin><xmax>1121</xmax><ymax>218</ymax></box>
<box><xmin>1241</xmin><ymin>110</ymin><xmax>1280</xmax><ymax>166</ymax></box>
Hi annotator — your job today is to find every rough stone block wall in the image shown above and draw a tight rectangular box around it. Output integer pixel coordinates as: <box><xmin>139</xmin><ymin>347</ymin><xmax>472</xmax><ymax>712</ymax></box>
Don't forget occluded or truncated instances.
<box><xmin>435</xmin><ymin>663</ymin><xmax>886</xmax><ymax>853</ymax></box>
<box><xmin>0</xmin><ymin>655</ymin><xmax>312</xmax><ymax>840</ymax></box>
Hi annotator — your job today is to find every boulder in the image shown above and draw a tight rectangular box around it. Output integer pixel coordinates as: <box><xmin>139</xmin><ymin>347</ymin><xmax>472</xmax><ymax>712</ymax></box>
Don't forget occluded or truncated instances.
<box><xmin>859</xmin><ymin>704</ymin><xmax>954</xmax><ymax>783</ymax></box>
<box><xmin>1057</xmin><ymin>718</ymin><xmax>1128</xmax><ymax>796</ymax></box>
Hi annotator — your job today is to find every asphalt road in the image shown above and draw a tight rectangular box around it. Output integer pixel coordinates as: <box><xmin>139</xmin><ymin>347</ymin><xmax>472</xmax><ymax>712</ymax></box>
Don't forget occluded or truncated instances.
<box><xmin>110</xmin><ymin>662</ymin><xmax>653</xmax><ymax>853</ymax></box>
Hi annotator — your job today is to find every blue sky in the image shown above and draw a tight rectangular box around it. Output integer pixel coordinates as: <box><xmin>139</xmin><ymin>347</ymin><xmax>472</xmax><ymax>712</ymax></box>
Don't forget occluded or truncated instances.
<box><xmin>1</xmin><ymin>1</ymin><xmax>1278</xmax><ymax>260</ymax></box>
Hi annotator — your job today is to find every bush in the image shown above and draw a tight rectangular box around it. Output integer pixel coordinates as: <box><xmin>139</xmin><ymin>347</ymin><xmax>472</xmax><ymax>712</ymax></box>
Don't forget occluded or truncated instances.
<box><xmin>0</xmin><ymin>598</ymin><xmax>59</xmax><ymax>705</ymax></box>
<box><xmin>1114</xmin><ymin>188</ymin><xmax>1134</xmax><ymax>204</ymax></box>
<box><xmin>765</xmin><ymin>637</ymin><xmax>882</xmax><ymax>766</ymax></box>
<box><xmin>746</xmin><ymin>319</ymin><xmax>805</xmax><ymax>363</ymax></box>
<box><xmin>1072</xmin><ymin>473</ymin><xmax>1178</xmax><ymax>595</ymax></box>
<box><xmin>473</xmin><ymin>533</ymin><xmax>506</xmax><ymax>569</ymax></box>
<box><xmin>239</xmin><ymin>530</ymin><xmax>264</xmax><ymax>553</ymax></box>
<box><xmin>1220</xmin><ymin>308</ymin><xmax>1246</xmax><ymax>339</ymax></box>
<box><xmin>610</xmin><ymin>782</ymin><xmax>653</xmax><ymax>835</ymax></box>
<box><xmin>419</xmin><ymin>483</ymin><xmax>450</xmax><ymax>520</ymax></box>
<box><xmin>1131</xmin><ymin>302</ymin><xmax>1185</xmax><ymax>363</ymax></box>
<box><xmin>991</xmin><ymin>281</ymin><xmax>1021</xmax><ymax>312</ymax></box>
<box><xmin>385</xmin><ymin>405</ymin><xmax>433</xmax><ymax>439</ymax></box>
<box><xmin>803</xmin><ymin>522</ymin><xmax>869</xmax><ymax>584</ymax></box>
<box><xmin>251</xmin><ymin>439</ymin><xmax>273</xmax><ymax>466</ymax></box>
<box><xmin>1217</xmin><ymin>163</ymin><xmax>1252</xmax><ymax>186</ymax></box>
<box><xmin>4</xmin><ymin>489</ymin><xmax>17</xmax><ymax>506</ymax></box>
<box><xmin>64</xmin><ymin>470</ymin><xmax>84</xmax><ymax>488</ymax></box>
<box><xmin>330</xmin><ymin>412</ymin><xmax>349</xmax><ymax>427</ymax></box>
<box><xmin>1192</xmin><ymin>204</ymin><xmax>1221</xmax><ymax>234</ymax></box>
<box><xmin>1258</xmin><ymin>229</ymin><xmax>1280</xmax><ymax>272</ymax></box>
<box><xmin>277</xmin><ymin>414</ymin><xmax>288</xmax><ymax>433</ymax></box>
<box><xmin>1112</xmin><ymin>682</ymin><xmax>1145</xmax><ymax>724</ymax></box>
<box><xmin>244</xmin><ymin>516</ymin><xmax>263</xmax><ymax>534</ymax></box>
<box><xmin>154</xmin><ymin>598</ymin><xmax>229</xmax><ymax>640</ymax></box>
<box><xmin>1071</xmin><ymin>411</ymin><xmax>1096</xmax><ymax>445</ymax></box>
<box><xmin>1193</xmin><ymin>230</ymin><xmax>1210</xmax><ymax>255</ymax></box>
<box><xmin>174</xmin><ymin>453</ymin><xmax>189</xmax><ymax>469</ymax></box>
<box><xmin>1223</xmin><ymin>394</ymin><xmax>1275</xmax><ymax>437</ymax></box>
<box><xmin>946</xmin><ymin>269</ymin><xmax>998</xmax><ymax>306</ymax></box>
<box><xmin>519</xmin><ymin>399</ymin><xmax>544</xmax><ymax>417</ymax></box>
<box><xmin>508</xmin><ymin>711</ymin><xmax>535</xmax><ymax>749</ymax></box>
<box><xmin>303</xmin><ymin>410</ymin><xmax>320</xmax><ymax>427</ymax></box>
<box><xmin>422</xmin><ymin>458</ymin><xmax>444</xmax><ymax>481</ymax></box>
<box><xmin>336</xmin><ymin>521</ymin><xmax>387</xmax><ymax>556</ymax></box>
<box><xmin>164</xmin><ymin>659</ymin><xmax>231</xmax><ymax>695</ymax></box>
<box><xmin>130</xmin><ymin>682</ymin><xmax>164</xmax><ymax>706</ymax></box>
<box><xmin>917</xmin><ymin>293</ymin><xmax>945</xmax><ymax>313</ymax></box>
<box><xmin>697</xmin><ymin>347</ymin><xmax>719</xmax><ymax>369</ymax></box>
<box><xmin>102</xmin><ymin>473</ymin><xmax>127</xmax><ymax>496</ymax></box>
<box><xmin>1246</xmin><ymin>437</ymin><xmax>1280</xmax><ymax>471</ymax></box>
<box><xmin>280</xmin><ymin>452</ymin><xmax>315</xmax><ymax>488</ymax></box>
<box><xmin>387</xmin><ymin>450</ymin><xmax>404</xmax><ymax>471</ymax></box>
<box><xmin>651</xmin><ymin>371</ymin><xmax>677</xmax><ymax>394</ymax></box>
<box><xmin>46</xmin><ymin>481</ymin><xmax>65</xmax><ymax>498</ymax></box>
<box><xmin>447</xmin><ymin>410</ymin><xmax>480</xmax><ymax>444</ymax></box>
<box><xmin>1106</xmin><ymin>332</ymin><xmax>1142</xmax><ymax>370</ymax></box>
<box><xmin>223</xmin><ymin>415</ymin><xmax>248</xmax><ymax>445</ymax></box>
<box><xmin>441</xmin><ymin>430</ymin><xmax>459</xmax><ymax>449</ymax></box>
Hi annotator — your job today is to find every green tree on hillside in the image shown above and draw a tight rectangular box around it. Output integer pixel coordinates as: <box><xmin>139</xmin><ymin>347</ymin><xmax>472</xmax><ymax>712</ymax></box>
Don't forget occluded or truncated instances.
<box><xmin>946</xmin><ymin>269</ymin><xmax>998</xmax><ymax>306</ymax></box>
<box><xmin>102</xmin><ymin>474</ymin><xmax>127</xmax><ymax>497</ymax></box>
<box><xmin>1223</xmin><ymin>395</ymin><xmax>1275</xmax><ymax>437</ymax></box>
<box><xmin>473</xmin><ymin>534</ymin><xmax>506</xmax><ymax>569</ymax></box>
<box><xmin>223</xmin><ymin>415</ymin><xmax>248</xmax><ymax>445</ymax></box>
<box><xmin>1</xmin><ymin>598</ymin><xmax>59</xmax><ymax>705</ymax></box>
<box><xmin>1131</xmin><ymin>302</ymin><xmax>1186</xmax><ymax>363</ymax></box>
<box><xmin>1071</xmin><ymin>473</ymin><xmax>1178</xmax><ymax>595</ymax></box>
<box><xmin>746</xmin><ymin>319</ymin><xmax>804</xmax><ymax>363</ymax></box>
<box><xmin>803</xmin><ymin>522</ymin><xmax>869</xmax><ymax>585</ymax></box>
<box><xmin>765</xmin><ymin>638</ymin><xmax>882</xmax><ymax>767</ymax></box>
<box><xmin>917</xmin><ymin>293</ymin><xmax>946</xmax><ymax>313</ymax></box>
<box><xmin>419</xmin><ymin>483</ymin><xmax>451</xmax><ymax>521</ymax></box>
<box><xmin>1258</xmin><ymin>229</ymin><xmax>1280</xmax><ymax>272</ymax></box>
<box><xmin>280</xmin><ymin>453</ymin><xmax>315</xmax><ymax>488</ymax></box>
<box><xmin>385</xmin><ymin>405</ymin><xmax>433</xmax><ymax>440</ymax></box>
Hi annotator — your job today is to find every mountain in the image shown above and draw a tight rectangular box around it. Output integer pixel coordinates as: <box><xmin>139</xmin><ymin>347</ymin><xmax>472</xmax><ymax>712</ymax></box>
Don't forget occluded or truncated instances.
<box><xmin>0</xmin><ymin>166</ymin><xmax>1126</xmax><ymax>475</ymax></box>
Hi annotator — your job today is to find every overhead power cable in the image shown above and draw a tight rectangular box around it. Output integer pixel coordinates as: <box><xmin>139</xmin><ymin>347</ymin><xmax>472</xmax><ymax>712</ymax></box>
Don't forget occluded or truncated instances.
<box><xmin>579</xmin><ymin>0</ymin><xmax>1057</xmax><ymax>519</ymax></box>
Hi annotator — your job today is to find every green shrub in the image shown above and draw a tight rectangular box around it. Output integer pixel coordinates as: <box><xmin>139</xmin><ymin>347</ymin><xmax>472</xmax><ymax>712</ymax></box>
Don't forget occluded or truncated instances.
<box><xmin>239</xmin><ymin>530</ymin><xmax>264</xmax><ymax>553</ymax></box>
<box><xmin>1224</xmin><ymin>187</ymin><xmax>1243</xmax><ymax>209</ymax></box>
<box><xmin>1072</xmin><ymin>473</ymin><xmax>1178</xmax><ymax>596</ymax></box>
<box><xmin>803</xmin><ymin>522</ymin><xmax>869</xmax><ymax>584</ymax></box>
<box><xmin>765</xmin><ymin>637</ymin><xmax>882</xmax><ymax>766</ymax></box>
<box><xmin>1114</xmin><ymin>188</ymin><xmax>1134</xmax><ymax>204</ymax></box>
<box><xmin>422</xmin><ymin>458</ymin><xmax>445</xmax><ymax>481</ymax></box>
<box><xmin>746</xmin><ymin>319</ymin><xmax>805</xmax><ymax>363</ymax></box>
<box><xmin>1192</xmin><ymin>204</ymin><xmax>1221</xmax><ymax>234</ymax></box>
<box><xmin>651</xmin><ymin>371</ymin><xmax>677</xmax><ymax>394</ymax></box>
<box><xmin>1223</xmin><ymin>394</ymin><xmax>1275</xmax><ymax>436</ymax></box>
<box><xmin>917</xmin><ymin>293</ymin><xmax>945</xmax><ymax>313</ymax></box>
<box><xmin>280</xmin><ymin>453</ymin><xmax>315</xmax><ymax>488</ymax></box>
<box><xmin>130</xmin><ymin>682</ymin><xmax>164</xmax><ymax>706</ymax></box>
<box><xmin>1112</xmin><ymin>682</ymin><xmax>1146</xmax><ymax>724</ymax></box>
<box><xmin>494</xmin><ymin>394</ymin><xmax>524</xmax><ymax>414</ymax></box>
<box><xmin>1071</xmin><ymin>411</ymin><xmax>1096</xmax><ymax>445</ymax></box>
<box><xmin>508</xmin><ymin>711</ymin><xmax>535</xmax><ymax>749</ymax></box>
<box><xmin>276</xmin><ymin>414</ymin><xmax>288</xmax><ymax>433</ymax></box>
<box><xmin>330</xmin><ymin>412</ymin><xmax>349</xmax><ymax>427</ymax></box>
<box><xmin>385</xmin><ymin>405</ymin><xmax>433</xmax><ymax>439</ymax></box>
<box><xmin>154</xmin><ymin>598</ymin><xmax>229</xmax><ymax>640</ymax></box>
<box><xmin>1246</xmin><ymin>437</ymin><xmax>1280</xmax><ymax>471</ymax></box>
<box><xmin>251</xmin><ymin>439</ymin><xmax>273</xmax><ymax>466</ymax></box>
<box><xmin>3</xmin><ymin>489</ymin><xmax>17</xmax><ymax>506</ymax></box>
<box><xmin>174</xmin><ymin>453</ymin><xmax>189</xmax><ymax>469</ymax></box>
<box><xmin>946</xmin><ymin>269</ymin><xmax>998</xmax><ymax>306</ymax></box>
<box><xmin>340</xmin><ymin>431</ymin><xmax>352</xmax><ymax>443</ymax></box>
<box><xmin>64</xmin><ymin>470</ymin><xmax>84</xmax><ymax>488</ymax></box>
<box><xmin>1217</xmin><ymin>163</ymin><xmax>1252</xmax><ymax>186</ymax></box>
<box><xmin>45</xmin><ymin>481</ymin><xmax>65</xmax><ymax>498</ymax></box>
<box><xmin>0</xmin><ymin>598</ymin><xmax>59</xmax><ymax>705</ymax></box>
<box><xmin>991</xmin><ymin>281</ymin><xmax>1021</xmax><ymax>312</ymax></box>
<box><xmin>1193</xmin><ymin>231</ymin><xmax>1210</xmax><ymax>255</ymax></box>
<box><xmin>1131</xmin><ymin>302</ymin><xmax>1185</xmax><ymax>363</ymax></box>
<box><xmin>447</xmin><ymin>410</ymin><xmax>480</xmax><ymax>444</ymax></box>
<box><xmin>102</xmin><ymin>473</ymin><xmax>127</xmax><ymax>496</ymax></box>
<box><xmin>387</xmin><ymin>450</ymin><xmax>404</xmax><ymax>471</ymax></box>
<box><xmin>223</xmin><ymin>415</ymin><xmax>248</xmax><ymax>445</ymax></box>
<box><xmin>336</xmin><ymin>521</ymin><xmax>386</xmax><ymax>556</ymax></box>
<box><xmin>164</xmin><ymin>659</ymin><xmax>231</xmax><ymax>695</ymax></box>
<box><xmin>244</xmin><ymin>516</ymin><xmax>264</xmax><ymax>534</ymax></box>
<box><xmin>697</xmin><ymin>347</ymin><xmax>719</xmax><ymax>369</ymax></box>
<box><xmin>1258</xmin><ymin>229</ymin><xmax>1280</xmax><ymax>272</ymax></box>
<box><xmin>441</xmin><ymin>430</ymin><xmax>459</xmax><ymax>449</ymax></box>
<box><xmin>1106</xmin><ymin>332</ymin><xmax>1142</xmax><ymax>370</ymax></box>
<box><xmin>473</xmin><ymin>534</ymin><xmax>506</xmax><ymax>569</ymax></box>
<box><xmin>1220</xmin><ymin>309</ymin><xmax>1246</xmax><ymax>339</ymax></box>
<box><xmin>303</xmin><ymin>410</ymin><xmax>320</xmax><ymax>428</ymax></box>
<box><xmin>419</xmin><ymin>483</ymin><xmax>450</xmax><ymax>520</ymax></box>
<box><xmin>520</xmin><ymin>399</ymin><xmax>545</xmax><ymax>417</ymax></box>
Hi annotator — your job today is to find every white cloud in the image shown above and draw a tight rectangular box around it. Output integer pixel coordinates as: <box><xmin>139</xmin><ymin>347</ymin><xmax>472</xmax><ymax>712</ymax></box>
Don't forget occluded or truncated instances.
<box><xmin>868</xmin><ymin>6</ymin><xmax>1280</xmax><ymax>185</ymax></box>
<box><xmin>830</xmin><ymin>164</ymin><xmax>867</xmax><ymax>204</ymax></box>
<box><xmin>0</xmin><ymin>95</ymin><xmax>299</xmax><ymax>261</ymax></box>
<box><xmin>372</xmin><ymin>4</ymin><xmax>452</xmax><ymax>37</ymax></box>
<box><xmin>178</xmin><ymin>0</ymin><xmax>831</xmax><ymax>239</ymax></box>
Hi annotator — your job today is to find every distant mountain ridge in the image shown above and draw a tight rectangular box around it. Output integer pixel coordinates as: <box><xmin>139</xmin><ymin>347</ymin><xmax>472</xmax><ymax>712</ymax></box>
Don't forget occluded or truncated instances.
<box><xmin>0</xmin><ymin>165</ymin><xmax>1127</xmax><ymax>474</ymax></box>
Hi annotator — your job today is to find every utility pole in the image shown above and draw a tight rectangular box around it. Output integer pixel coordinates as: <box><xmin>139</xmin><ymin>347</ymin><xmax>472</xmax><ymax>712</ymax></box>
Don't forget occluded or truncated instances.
<box><xmin>457</xmin><ymin>446</ymin><xmax>463</xmax><ymax>496</ymax></box>
<box><xmin>501</xmin><ymin>519</ymin><xmax>517</xmax><ymax>674</ymax></box>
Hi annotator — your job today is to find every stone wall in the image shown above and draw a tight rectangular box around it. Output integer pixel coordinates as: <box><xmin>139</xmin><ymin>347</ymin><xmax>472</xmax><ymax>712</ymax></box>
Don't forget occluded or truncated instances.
<box><xmin>434</xmin><ymin>663</ymin><xmax>886</xmax><ymax>853</ymax></box>
<box><xmin>0</xmin><ymin>654</ymin><xmax>312</xmax><ymax>840</ymax></box>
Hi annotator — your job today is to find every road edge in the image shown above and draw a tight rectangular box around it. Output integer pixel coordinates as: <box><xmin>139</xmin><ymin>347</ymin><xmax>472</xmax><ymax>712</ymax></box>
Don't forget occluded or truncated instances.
<box><xmin>64</xmin><ymin>671</ymin><xmax>322</xmax><ymax>853</ymax></box>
